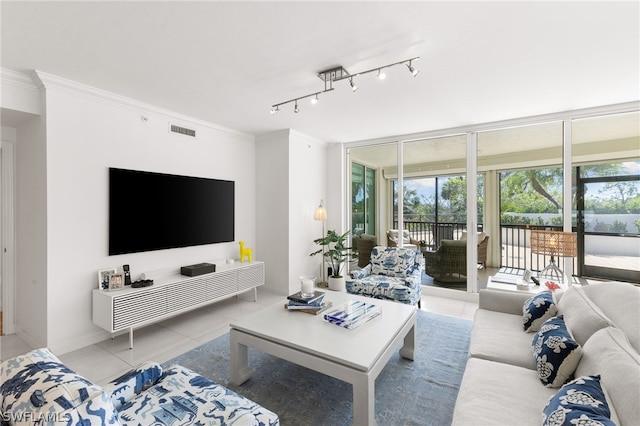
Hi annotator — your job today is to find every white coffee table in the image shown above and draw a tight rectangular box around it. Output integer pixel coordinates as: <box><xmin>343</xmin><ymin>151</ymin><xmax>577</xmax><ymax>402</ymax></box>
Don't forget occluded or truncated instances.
<box><xmin>229</xmin><ymin>291</ymin><xmax>417</xmax><ymax>426</ymax></box>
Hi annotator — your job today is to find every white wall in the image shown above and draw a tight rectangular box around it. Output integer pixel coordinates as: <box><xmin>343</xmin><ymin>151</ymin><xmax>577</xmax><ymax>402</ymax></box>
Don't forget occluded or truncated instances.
<box><xmin>289</xmin><ymin>131</ymin><xmax>326</xmax><ymax>293</ymax></box>
<box><xmin>255</xmin><ymin>130</ymin><xmax>289</xmax><ymax>294</ymax></box>
<box><xmin>326</xmin><ymin>143</ymin><xmax>346</xmax><ymax>234</ymax></box>
<box><xmin>37</xmin><ymin>72</ymin><xmax>256</xmax><ymax>354</ymax></box>
<box><xmin>255</xmin><ymin>130</ymin><xmax>327</xmax><ymax>296</ymax></box>
<box><xmin>15</xmin><ymin>111</ymin><xmax>48</xmax><ymax>349</ymax></box>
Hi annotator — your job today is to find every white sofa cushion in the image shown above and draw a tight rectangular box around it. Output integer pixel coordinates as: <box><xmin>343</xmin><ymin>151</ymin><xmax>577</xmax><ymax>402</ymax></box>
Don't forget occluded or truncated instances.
<box><xmin>580</xmin><ymin>282</ymin><xmax>640</xmax><ymax>353</ymax></box>
<box><xmin>575</xmin><ymin>327</ymin><xmax>640</xmax><ymax>426</ymax></box>
<box><xmin>469</xmin><ymin>309</ymin><xmax>537</xmax><ymax>370</ymax></box>
<box><xmin>557</xmin><ymin>285</ymin><xmax>613</xmax><ymax>347</ymax></box>
<box><xmin>452</xmin><ymin>358</ymin><xmax>556</xmax><ymax>426</ymax></box>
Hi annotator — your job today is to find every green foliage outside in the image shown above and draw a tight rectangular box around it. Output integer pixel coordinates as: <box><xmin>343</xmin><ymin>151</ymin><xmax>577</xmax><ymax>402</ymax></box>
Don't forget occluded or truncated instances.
<box><xmin>501</xmin><ymin>163</ymin><xmax>639</xmax><ymax>229</ymax></box>
<box><xmin>389</xmin><ymin>162</ymin><xmax>639</xmax><ymax>233</ymax></box>
<box><xmin>393</xmin><ymin>175</ymin><xmax>484</xmax><ymax>224</ymax></box>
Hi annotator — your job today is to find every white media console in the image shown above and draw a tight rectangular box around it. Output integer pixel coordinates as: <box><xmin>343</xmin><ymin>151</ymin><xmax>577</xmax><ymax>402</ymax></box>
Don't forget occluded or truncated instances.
<box><xmin>92</xmin><ymin>261</ymin><xmax>264</xmax><ymax>348</ymax></box>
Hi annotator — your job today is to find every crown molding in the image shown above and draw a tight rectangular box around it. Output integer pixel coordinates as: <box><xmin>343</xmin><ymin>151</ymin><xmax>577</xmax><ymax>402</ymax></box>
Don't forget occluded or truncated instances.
<box><xmin>1</xmin><ymin>68</ymin><xmax>40</xmax><ymax>92</ymax></box>
<box><xmin>32</xmin><ymin>70</ymin><xmax>253</xmax><ymax>141</ymax></box>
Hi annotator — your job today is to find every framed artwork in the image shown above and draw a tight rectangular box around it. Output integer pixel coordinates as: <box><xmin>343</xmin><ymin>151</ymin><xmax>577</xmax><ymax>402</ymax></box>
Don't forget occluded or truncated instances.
<box><xmin>108</xmin><ymin>273</ymin><xmax>125</xmax><ymax>291</ymax></box>
<box><xmin>98</xmin><ymin>268</ymin><xmax>117</xmax><ymax>290</ymax></box>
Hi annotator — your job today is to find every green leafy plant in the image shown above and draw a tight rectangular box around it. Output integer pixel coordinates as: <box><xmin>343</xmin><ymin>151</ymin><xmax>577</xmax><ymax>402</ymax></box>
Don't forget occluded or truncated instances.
<box><xmin>310</xmin><ymin>230</ymin><xmax>351</xmax><ymax>278</ymax></box>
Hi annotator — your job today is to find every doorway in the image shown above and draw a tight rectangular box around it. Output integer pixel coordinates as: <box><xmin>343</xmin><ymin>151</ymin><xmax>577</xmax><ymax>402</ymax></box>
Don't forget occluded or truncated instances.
<box><xmin>577</xmin><ymin>166</ymin><xmax>640</xmax><ymax>283</ymax></box>
<box><xmin>1</xmin><ymin>140</ymin><xmax>16</xmax><ymax>336</ymax></box>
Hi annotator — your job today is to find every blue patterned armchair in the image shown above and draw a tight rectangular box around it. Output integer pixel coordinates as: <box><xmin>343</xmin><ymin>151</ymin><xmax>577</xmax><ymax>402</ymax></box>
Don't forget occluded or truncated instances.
<box><xmin>1</xmin><ymin>348</ymin><xmax>279</xmax><ymax>426</ymax></box>
<box><xmin>346</xmin><ymin>246</ymin><xmax>423</xmax><ymax>307</ymax></box>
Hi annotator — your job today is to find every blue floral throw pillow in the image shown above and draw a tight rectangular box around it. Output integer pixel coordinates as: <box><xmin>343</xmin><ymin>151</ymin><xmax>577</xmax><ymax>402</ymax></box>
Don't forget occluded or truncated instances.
<box><xmin>523</xmin><ymin>290</ymin><xmax>557</xmax><ymax>332</ymax></box>
<box><xmin>542</xmin><ymin>375</ymin><xmax>616</xmax><ymax>426</ymax></box>
<box><xmin>532</xmin><ymin>315</ymin><xmax>582</xmax><ymax>387</ymax></box>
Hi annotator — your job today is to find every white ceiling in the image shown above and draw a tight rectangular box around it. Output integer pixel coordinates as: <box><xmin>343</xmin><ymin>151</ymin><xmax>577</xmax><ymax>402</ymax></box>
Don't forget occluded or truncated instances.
<box><xmin>2</xmin><ymin>1</ymin><xmax>639</xmax><ymax>143</ymax></box>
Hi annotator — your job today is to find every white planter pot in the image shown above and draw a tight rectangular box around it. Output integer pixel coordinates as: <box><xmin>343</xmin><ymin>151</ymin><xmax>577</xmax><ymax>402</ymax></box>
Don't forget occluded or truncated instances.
<box><xmin>328</xmin><ymin>276</ymin><xmax>346</xmax><ymax>292</ymax></box>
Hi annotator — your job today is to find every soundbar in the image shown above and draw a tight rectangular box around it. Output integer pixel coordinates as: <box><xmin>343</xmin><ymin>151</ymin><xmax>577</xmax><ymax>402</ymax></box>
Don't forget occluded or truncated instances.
<box><xmin>181</xmin><ymin>262</ymin><xmax>216</xmax><ymax>277</ymax></box>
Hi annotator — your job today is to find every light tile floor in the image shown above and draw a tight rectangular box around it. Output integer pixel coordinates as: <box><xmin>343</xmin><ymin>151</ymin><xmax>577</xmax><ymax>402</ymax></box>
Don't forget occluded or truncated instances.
<box><xmin>0</xmin><ymin>288</ymin><xmax>477</xmax><ymax>386</ymax></box>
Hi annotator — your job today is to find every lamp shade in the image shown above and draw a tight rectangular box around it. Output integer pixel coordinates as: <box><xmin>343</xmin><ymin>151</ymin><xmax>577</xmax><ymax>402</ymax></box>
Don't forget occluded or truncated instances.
<box><xmin>314</xmin><ymin>204</ymin><xmax>327</xmax><ymax>221</ymax></box>
<box><xmin>530</xmin><ymin>230</ymin><xmax>577</xmax><ymax>257</ymax></box>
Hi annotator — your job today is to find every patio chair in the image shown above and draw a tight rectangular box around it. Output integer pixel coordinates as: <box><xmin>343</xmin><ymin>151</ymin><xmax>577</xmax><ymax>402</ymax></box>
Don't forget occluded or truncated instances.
<box><xmin>460</xmin><ymin>232</ymin><xmax>489</xmax><ymax>268</ymax></box>
<box><xmin>424</xmin><ymin>234</ymin><xmax>489</xmax><ymax>282</ymax></box>
<box><xmin>346</xmin><ymin>246</ymin><xmax>423</xmax><ymax>307</ymax></box>
<box><xmin>386</xmin><ymin>229</ymin><xmax>419</xmax><ymax>249</ymax></box>
<box><xmin>355</xmin><ymin>233</ymin><xmax>378</xmax><ymax>268</ymax></box>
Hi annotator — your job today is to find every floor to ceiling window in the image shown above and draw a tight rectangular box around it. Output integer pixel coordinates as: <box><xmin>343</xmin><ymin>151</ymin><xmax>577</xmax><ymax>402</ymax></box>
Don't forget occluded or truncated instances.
<box><xmin>345</xmin><ymin>104</ymin><xmax>640</xmax><ymax>294</ymax></box>
<box><xmin>572</xmin><ymin>111</ymin><xmax>640</xmax><ymax>283</ymax></box>
<box><xmin>348</xmin><ymin>143</ymin><xmax>397</xmax><ymax>247</ymax></box>
<box><xmin>478</xmin><ymin>121</ymin><xmax>564</xmax><ymax>275</ymax></box>
<box><xmin>351</xmin><ymin>162</ymin><xmax>376</xmax><ymax>238</ymax></box>
<box><xmin>400</xmin><ymin>135</ymin><xmax>479</xmax><ymax>291</ymax></box>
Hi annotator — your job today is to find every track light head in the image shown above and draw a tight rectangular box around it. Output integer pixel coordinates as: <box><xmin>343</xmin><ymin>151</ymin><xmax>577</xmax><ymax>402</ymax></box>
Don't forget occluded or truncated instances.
<box><xmin>349</xmin><ymin>77</ymin><xmax>358</xmax><ymax>92</ymax></box>
<box><xmin>294</xmin><ymin>100</ymin><xmax>299</xmax><ymax>113</ymax></box>
<box><xmin>311</xmin><ymin>94</ymin><xmax>319</xmax><ymax>105</ymax></box>
<box><xmin>270</xmin><ymin>106</ymin><xmax>279</xmax><ymax>115</ymax></box>
<box><xmin>406</xmin><ymin>61</ymin><xmax>419</xmax><ymax>77</ymax></box>
<box><xmin>377</xmin><ymin>69</ymin><xmax>386</xmax><ymax>80</ymax></box>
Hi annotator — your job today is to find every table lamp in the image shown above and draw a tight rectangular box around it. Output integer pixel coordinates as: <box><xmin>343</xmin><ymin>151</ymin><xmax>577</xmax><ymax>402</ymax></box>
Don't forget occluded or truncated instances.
<box><xmin>530</xmin><ymin>230</ymin><xmax>577</xmax><ymax>284</ymax></box>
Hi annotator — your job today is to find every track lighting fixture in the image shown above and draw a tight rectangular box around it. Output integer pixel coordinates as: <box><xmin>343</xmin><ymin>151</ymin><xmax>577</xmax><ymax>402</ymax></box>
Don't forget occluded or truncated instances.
<box><xmin>349</xmin><ymin>77</ymin><xmax>358</xmax><ymax>92</ymax></box>
<box><xmin>270</xmin><ymin>56</ymin><xmax>419</xmax><ymax>114</ymax></box>
<box><xmin>406</xmin><ymin>60</ymin><xmax>419</xmax><ymax>77</ymax></box>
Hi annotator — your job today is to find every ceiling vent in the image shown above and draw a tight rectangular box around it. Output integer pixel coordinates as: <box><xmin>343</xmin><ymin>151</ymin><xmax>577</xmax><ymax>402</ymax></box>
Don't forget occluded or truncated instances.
<box><xmin>169</xmin><ymin>123</ymin><xmax>196</xmax><ymax>138</ymax></box>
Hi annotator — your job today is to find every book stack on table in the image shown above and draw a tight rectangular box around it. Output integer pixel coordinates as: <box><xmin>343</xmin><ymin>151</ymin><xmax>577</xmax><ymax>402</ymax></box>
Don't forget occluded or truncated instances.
<box><xmin>323</xmin><ymin>300</ymin><xmax>382</xmax><ymax>329</ymax></box>
<box><xmin>285</xmin><ymin>291</ymin><xmax>332</xmax><ymax>315</ymax></box>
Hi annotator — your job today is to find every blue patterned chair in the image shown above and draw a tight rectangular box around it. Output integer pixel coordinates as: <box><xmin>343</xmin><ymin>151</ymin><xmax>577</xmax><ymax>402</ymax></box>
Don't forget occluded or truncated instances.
<box><xmin>346</xmin><ymin>246</ymin><xmax>423</xmax><ymax>307</ymax></box>
<box><xmin>1</xmin><ymin>348</ymin><xmax>279</xmax><ymax>425</ymax></box>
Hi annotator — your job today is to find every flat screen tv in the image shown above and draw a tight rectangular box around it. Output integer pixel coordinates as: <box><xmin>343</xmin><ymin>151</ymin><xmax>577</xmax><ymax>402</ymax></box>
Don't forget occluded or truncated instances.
<box><xmin>109</xmin><ymin>168</ymin><xmax>234</xmax><ymax>255</ymax></box>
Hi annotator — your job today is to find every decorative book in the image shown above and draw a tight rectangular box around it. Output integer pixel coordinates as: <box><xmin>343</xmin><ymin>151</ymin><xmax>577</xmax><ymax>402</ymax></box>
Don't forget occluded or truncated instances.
<box><xmin>287</xmin><ymin>291</ymin><xmax>325</xmax><ymax>305</ymax></box>
<box><xmin>284</xmin><ymin>301</ymin><xmax>333</xmax><ymax>315</ymax></box>
<box><xmin>323</xmin><ymin>300</ymin><xmax>381</xmax><ymax>329</ymax></box>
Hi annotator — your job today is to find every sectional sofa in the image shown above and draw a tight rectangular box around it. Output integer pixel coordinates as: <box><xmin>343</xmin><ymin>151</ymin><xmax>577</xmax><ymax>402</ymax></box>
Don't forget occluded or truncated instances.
<box><xmin>452</xmin><ymin>281</ymin><xmax>640</xmax><ymax>425</ymax></box>
<box><xmin>1</xmin><ymin>348</ymin><xmax>279</xmax><ymax>425</ymax></box>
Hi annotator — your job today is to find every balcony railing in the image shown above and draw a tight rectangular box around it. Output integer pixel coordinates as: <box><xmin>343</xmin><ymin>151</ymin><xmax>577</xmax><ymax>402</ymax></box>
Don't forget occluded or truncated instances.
<box><xmin>393</xmin><ymin>220</ymin><xmax>479</xmax><ymax>250</ymax></box>
<box><xmin>501</xmin><ymin>225</ymin><xmax>577</xmax><ymax>276</ymax></box>
<box><xmin>388</xmin><ymin>219</ymin><xmax>577</xmax><ymax>275</ymax></box>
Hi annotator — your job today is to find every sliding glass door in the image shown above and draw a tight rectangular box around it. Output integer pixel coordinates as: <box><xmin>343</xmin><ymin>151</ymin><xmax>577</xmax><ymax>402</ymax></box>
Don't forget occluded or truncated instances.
<box><xmin>572</xmin><ymin>112</ymin><xmax>640</xmax><ymax>283</ymax></box>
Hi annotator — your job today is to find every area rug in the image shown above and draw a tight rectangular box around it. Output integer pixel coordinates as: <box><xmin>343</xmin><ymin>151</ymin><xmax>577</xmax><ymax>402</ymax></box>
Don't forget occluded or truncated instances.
<box><xmin>164</xmin><ymin>310</ymin><xmax>472</xmax><ymax>426</ymax></box>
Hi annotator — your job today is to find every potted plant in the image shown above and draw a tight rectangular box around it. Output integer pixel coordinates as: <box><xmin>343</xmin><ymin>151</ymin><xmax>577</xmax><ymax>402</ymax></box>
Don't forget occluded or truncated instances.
<box><xmin>418</xmin><ymin>240</ymin><xmax>428</xmax><ymax>253</ymax></box>
<box><xmin>310</xmin><ymin>229</ymin><xmax>351</xmax><ymax>291</ymax></box>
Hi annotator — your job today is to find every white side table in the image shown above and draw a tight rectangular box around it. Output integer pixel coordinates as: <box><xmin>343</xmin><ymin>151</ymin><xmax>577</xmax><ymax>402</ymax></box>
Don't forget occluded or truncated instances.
<box><xmin>486</xmin><ymin>275</ymin><xmax>545</xmax><ymax>294</ymax></box>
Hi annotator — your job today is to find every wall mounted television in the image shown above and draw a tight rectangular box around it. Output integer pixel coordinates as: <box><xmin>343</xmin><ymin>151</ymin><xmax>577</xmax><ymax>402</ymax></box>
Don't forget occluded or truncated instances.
<box><xmin>109</xmin><ymin>168</ymin><xmax>234</xmax><ymax>255</ymax></box>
